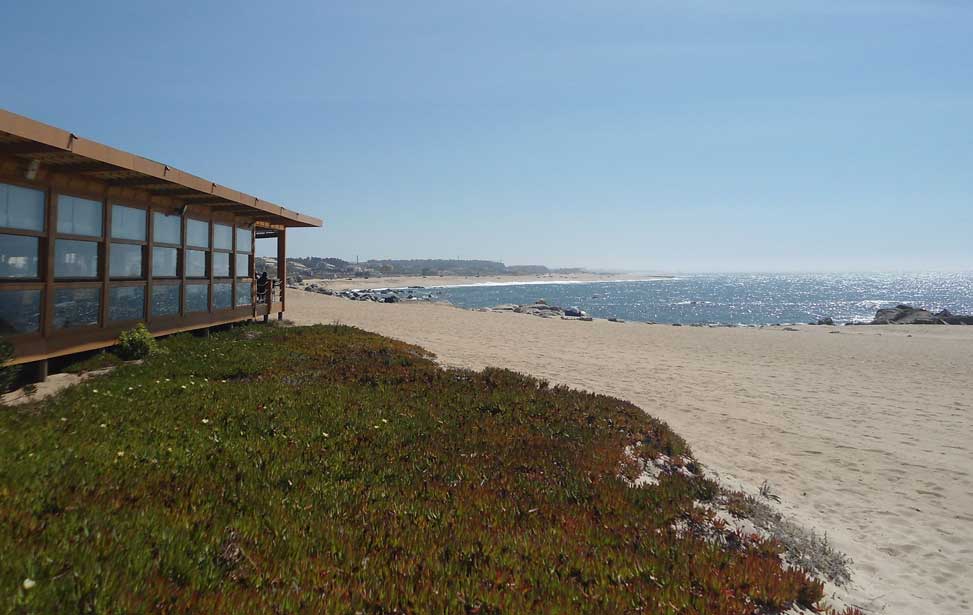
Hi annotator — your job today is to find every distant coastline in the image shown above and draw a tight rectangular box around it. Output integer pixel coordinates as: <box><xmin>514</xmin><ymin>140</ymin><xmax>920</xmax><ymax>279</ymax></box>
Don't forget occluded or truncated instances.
<box><xmin>307</xmin><ymin>272</ymin><xmax>673</xmax><ymax>292</ymax></box>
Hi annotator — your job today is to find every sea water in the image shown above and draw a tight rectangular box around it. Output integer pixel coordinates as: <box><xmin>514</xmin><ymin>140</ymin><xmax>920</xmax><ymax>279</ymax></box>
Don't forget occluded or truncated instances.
<box><xmin>404</xmin><ymin>272</ymin><xmax>973</xmax><ymax>325</ymax></box>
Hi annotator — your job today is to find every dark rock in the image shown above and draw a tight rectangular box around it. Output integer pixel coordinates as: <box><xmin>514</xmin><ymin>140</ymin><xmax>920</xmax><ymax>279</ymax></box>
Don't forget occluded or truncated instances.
<box><xmin>563</xmin><ymin>306</ymin><xmax>584</xmax><ymax>317</ymax></box>
<box><xmin>608</xmin><ymin>317</ymin><xmax>625</xmax><ymax>323</ymax></box>
<box><xmin>383</xmin><ymin>295</ymin><xmax>399</xmax><ymax>303</ymax></box>
<box><xmin>872</xmin><ymin>305</ymin><xmax>936</xmax><ymax>325</ymax></box>
<box><xmin>672</xmin><ymin>323</ymin><xmax>682</xmax><ymax>327</ymax></box>
<box><xmin>812</xmin><ymin>317</ymin><xmax>835</xmax><ymax>326</ymax></box>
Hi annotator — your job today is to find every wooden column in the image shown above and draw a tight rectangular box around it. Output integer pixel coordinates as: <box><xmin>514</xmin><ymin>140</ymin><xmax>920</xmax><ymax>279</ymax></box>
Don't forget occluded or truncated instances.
<box><xmin>42</xmin><ymin>189</ymin><xmax>57</xmax><ymax>336</ymax></box>
<box><xmin>145</xmin><ymin>207</ymin><xmax>154</xmax><ymax>324</ymax></box>
<box><xmin>100</xmin><ymin>196</ymin><xmax>111</xmax><ymax>326</ymax></box>
<box><xmin>277</xmin><ymin>227</ymin><xmax>286</xmax><ymax>319</ymax></box>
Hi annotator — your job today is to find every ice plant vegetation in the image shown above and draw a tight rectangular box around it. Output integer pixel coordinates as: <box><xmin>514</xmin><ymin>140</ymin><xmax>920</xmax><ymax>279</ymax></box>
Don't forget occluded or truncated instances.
<box><xmin>0</xmin><ymin>324</ymin><xmax>858</xmax><ymax>613</ymax></box>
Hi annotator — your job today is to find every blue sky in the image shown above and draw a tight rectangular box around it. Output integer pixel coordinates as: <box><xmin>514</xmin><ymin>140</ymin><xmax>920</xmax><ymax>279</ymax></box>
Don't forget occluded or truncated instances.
<box><xmin>2</xmin><ymin>1</ymin><xmax>971</xmax><ymax>272</ymax></box>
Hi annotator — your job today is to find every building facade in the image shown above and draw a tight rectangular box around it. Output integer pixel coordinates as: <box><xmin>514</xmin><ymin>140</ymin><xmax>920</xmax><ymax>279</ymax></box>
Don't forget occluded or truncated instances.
<box><xmin>0</xmin><ymin>109</ymin><xmax>321</xmax><ymax>370</ymax></box>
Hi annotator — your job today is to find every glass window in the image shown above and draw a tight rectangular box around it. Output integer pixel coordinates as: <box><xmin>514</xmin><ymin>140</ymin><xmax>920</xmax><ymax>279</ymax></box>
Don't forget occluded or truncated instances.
<box><xmin>110</xmin><ymin>243</ymin><xmax>143</xmax><ymax>278</ymax></box>
<box><xmin>0</xmin><ymin>234</ymin><xmax>39</xmax><ymax>278</ymax></box>
<box><xmin>0</xmin><ymin>289</ymin><xmax>42</xmax><ymax>334</ymax></box>
<box><xmin>151</xmin><ymin>284</ymin><xmax>179</xmax><ymax>317</ymax></box>
<box><xmin>55</xmin><ymin>239</ymin><xmax>99</xmax><ymax>278</ymax></box>
<box><xmin>235</xmin><ymin>282</ymin><xmax>253</xmax><ymax>306</ymax></box>
<box><xmin>213</xmin><ymin>223</ymin><xmax>232</xmax><ymax>250</ymax></box>
<box><xmin>57</xmin><ymin>195</ymin><xmax>102</xmax><ymax>236</ymax></box>
<box><xmin>0</xmin><ymin>182</ymin><xmax>45</xmax><ymax>231</ymax></box>
<box><xmin>212</xmin><ymin>252</ymin><xmax>230</xmax><ymax>277</ymax></box>
<box><xmin>109</xmin><ymin>286</ymin><xmax>145</xmax><ymax>322</ymax></box>
<box><xmin>153</xmin><ymin>211</ymin><xmax>181</xmax><ymax>244</ymax></box>
<box><xmin>111</xmin><ymin>205</ymin><xmax>146</xmax><ymax>241</ymax></box>
<box><xmin>185</xmin><ymin>284</ymin><xmax>208</xmax><ymax>312</ymax></box>
<box><xmin>185</xmin><ymin>249</ymin><xmax>207</xmax><ymax>278</ymax></box>
<box><xmin>186</xmin><ymin>218</ymin><xmax>209</xmax><ymax>248</ymax></box>
<box><xmin>235</xmin><ymin>227</ymin><xmax>252</xmax><ymax>253</ymax></box>
<box><xmin>235</xmin><ymin>253</ymin><xmax>250</xmax><ymax>278</ymax></box>
<box><xmin>213</xmin><ymin>282</ymin><xmax>232</xmax><ymax>310</ymax></box>
<box><xmin>53</xmin><ymin>287</ymin><xmax>100</xmax><ymax>329</ymax></box>
<box><xmin>152</xmin><ymin>247</ymin><xmax>177</xmax><ymax>277</ymax></box>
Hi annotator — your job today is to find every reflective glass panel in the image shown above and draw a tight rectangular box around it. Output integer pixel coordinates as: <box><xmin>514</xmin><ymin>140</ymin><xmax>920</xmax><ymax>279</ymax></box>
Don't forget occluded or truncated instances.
<box><xmin>57</xmin><ymin>195</ymin><xmax>102</xmax><ymax>236</ymax></box>
<box><xmin>185</xmin><ymin>249</ymin><xmax>207</xmax><ymax>278</ymax></box>
<box><xmin>212</xmin><ymin>252</ymin><xmax>230</xmax><ymax>277</ymax></box>
<box><xmin>213</xmin><ymin>223</ymin><xmax>232</xmax><ymax>250</ymax></box>
<box><xmin>53</xmin><ymin>287</ymin><xmax>100</xmax><ymax>329</ymax></box>
<box><xmin>110</xmin><ymin>243</ymin><xmax>143</xmax><ymax>278</ymax></box>
<box><xmin>0</xmin><ymin>289</ymin><xmax>42</xmax><ymax>334</ymax></box>
<box><xmin>109</xmin><ymin>286</ymin><xmax>145</xmax><ymax>322</ymax></box>
<box><xmin>235</xmin><ymin>227</ymin><xmax>252</xmax><ymax>253</ymax></box>
<box><xmin>111</xmin><ymin>205</ymin><xmax>146</xmax><ymax>241</ymax></box>
<box><xmin>213</xmin><ymin>282</ymin><xmax>232</xmax><ymax>309</ymax></box>
<box><xmin>0</xmin><ymin>182</ymin><xmax>45</xmax><ymax>231</ymax></box>
<box><xmin>235</xmin><ymin>282</ymin><xmax>253</xmax><ymax>306</ymax></box>
<box><xmin>151</xmin><ymin>284</ymin><xmax>179</xmax><ymax>317</ymax></box>
<box><xmin>186</xmin><ymin>218</ymin><xmax>209</xmax><ymax>248</ymax></box>
<box><xmin>55</xmin><ymin>239</ymin><xmax>99</xmax><ymax>278</ymax></box>
<box><xmin>153</xmin><ymin>211</ymin><xmax>181</xmax><ymax>244</ymax></box>
<box><xmin>152</xmin><ymin>247</ymin><xmax>178</xmax><ymax>277</ymax></box>
<box><xmin>185</xmin><ymin>284</ymin><xmax>208</xmax><ymax>312</ymax></box>
<box><xmin>0</xmin><ymin>234</ymin><xmax>39</xmax><ymax>278</ymax></box>
<box><xmin>235</xmin><ymin>253</ymin><xmax>250</xmax><ymax>278</ymax></box>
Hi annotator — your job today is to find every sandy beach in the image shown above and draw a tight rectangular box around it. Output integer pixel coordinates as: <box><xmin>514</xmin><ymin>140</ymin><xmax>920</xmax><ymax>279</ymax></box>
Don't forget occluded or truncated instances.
<box><xmin>288</xmin><ymin>288</ymin><xmax>973</xmax><ymax>614</ymax></box>
<box><xmin>307</xmin><ymin>272</ymin><xmax>668</xmax><ymax>292</ymax></box>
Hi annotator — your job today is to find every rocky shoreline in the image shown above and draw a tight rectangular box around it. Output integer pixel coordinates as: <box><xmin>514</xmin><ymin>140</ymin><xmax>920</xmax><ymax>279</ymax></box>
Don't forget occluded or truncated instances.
<box><xmin>293</xmin><ymin>282</ymin><xmax>440</xmax><ymax>303</ymax></box>
<box><xmin>294</xmin><ymin>283</ymin><xmax>973</xmax><ymax>327</ymax></box>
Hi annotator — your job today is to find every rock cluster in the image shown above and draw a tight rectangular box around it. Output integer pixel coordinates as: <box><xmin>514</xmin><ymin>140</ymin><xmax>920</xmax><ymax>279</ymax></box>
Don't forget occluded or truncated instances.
<box><xmin>868</xmin><ymin>305</ymin><xmax>973</xmax><ymax>325</ymax></box>
<box><xmin>294</xmin><ymin>284</ymin><xmax>437</xmax><ymax>303</ymax></box>
<box><xmin>487</xmin><ymin>301</ymin><xmax>592</xmax><ymax>320</ymax></box>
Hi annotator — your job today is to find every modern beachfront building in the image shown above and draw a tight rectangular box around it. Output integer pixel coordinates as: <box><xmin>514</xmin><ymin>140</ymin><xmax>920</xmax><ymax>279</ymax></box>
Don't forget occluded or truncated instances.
<box><xmin>0</xmin><ymin>109</ymin><xmax>322</xmax><ymax>376</ymax></box>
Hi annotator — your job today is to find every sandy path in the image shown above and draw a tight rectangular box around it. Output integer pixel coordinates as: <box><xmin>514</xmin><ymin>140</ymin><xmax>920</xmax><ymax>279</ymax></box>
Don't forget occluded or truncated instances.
<box><xmin>287</xmin><ymin>290</ymin><xmax>973</xmax><ymax>614</ymax></box>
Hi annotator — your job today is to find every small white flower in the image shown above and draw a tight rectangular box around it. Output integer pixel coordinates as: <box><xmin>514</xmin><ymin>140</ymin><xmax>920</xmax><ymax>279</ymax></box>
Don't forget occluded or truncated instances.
<box><xmin>22</xmin><ymin>578</ymin><xmax>35</xmax><ymax>590</ymax></box>
<box><xmin>181</xmin><ymin>385</ymin><xmax>187</xmax><ymax>390</ymax></box>
<box><xmin>117</xmin><ymin>451</ymin><xmax>125</xmax><ymax>457</ymax></box>
<box><xmin>100</xmin><ymin>423</ymin><xmax>107</xmax><ymax>429</ymax></box>
<box><xmin>155</xmin><ymin>380</ymin><xmax>161</xmax><ymax>384</ymax></box>
<box><xmin>322</xmin><ymin>432</ymin><xmax>329</xmax><ymax>438</ymax></box>
<box><xmin>93</xmin><ymin>389</ymin><xmax>98</xmax><ymax>393</ymax></box>
<box><xmin>60</xmin><ymin>417</ymin><xmax>67</xmax><ymax>422</ymax></box>
<box><xmin>202</xmin><ymin>419</ymin><xmax>210</xmax><ymax>424</ymax></box>
<box><xmin>381</xmin><ymin>418</ymin><xmax>388</xmax><ymax>424</ymax></box>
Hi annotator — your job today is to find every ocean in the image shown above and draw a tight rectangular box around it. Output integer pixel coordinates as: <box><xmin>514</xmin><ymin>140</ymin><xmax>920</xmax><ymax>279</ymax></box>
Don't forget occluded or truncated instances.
<box><xmin>401</xmin><ymin>272</ymin><xmax>973</xmax><ymax>326</ymax></box>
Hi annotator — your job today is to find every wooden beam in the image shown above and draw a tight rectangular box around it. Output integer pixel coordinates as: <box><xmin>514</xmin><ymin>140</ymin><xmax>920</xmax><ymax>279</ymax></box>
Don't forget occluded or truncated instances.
<box><xmin>107</xmin><ymin>176</ymin><xmax>171</xmax><ymax>188</ymax></box>
<box><xmin>46</xmin><ymin>161</ymin><xmax>119</xmax><ymax>174</ymax></box>
<box><xmin>0</xmin><ymin>142</ymin><xmax>61</xmax><ymax>156</ymax></box>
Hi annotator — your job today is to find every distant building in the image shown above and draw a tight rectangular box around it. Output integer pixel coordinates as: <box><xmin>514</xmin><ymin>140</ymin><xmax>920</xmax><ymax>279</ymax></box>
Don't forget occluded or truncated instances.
<box><xmin>0</xmin><ymin>109</ymin><xmax>322</xmax><ymax>375</ymax></box>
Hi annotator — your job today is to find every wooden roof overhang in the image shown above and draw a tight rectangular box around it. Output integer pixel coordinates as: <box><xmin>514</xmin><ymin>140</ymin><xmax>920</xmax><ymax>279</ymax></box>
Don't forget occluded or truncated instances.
<box><xmin>0</xmin><ymin>108</ymin><xmax>322</xmax><ymax>230</ymax></box>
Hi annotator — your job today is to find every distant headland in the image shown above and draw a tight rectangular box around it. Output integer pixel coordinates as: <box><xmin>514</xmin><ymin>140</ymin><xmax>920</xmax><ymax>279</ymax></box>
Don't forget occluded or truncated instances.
<box><xmin>255</xmin><ymin>256</ymin><xmax>664</xmax><ymax>284</ymax></box>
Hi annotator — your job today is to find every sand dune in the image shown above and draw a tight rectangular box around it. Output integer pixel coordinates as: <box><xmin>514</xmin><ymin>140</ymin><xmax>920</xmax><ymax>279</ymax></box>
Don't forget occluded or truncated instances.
<box><xmin>287</xmin><ymin>290</ymin><xmax>973</xmax><ymax>614</ymax></box>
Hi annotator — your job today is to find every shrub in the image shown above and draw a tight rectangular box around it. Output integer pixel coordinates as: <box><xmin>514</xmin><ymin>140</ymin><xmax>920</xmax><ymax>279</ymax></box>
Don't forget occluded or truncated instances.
<box><xmin>116</xmin><ymin>323</ymin><xmax>157</xmax><ymax>360</ymax></box>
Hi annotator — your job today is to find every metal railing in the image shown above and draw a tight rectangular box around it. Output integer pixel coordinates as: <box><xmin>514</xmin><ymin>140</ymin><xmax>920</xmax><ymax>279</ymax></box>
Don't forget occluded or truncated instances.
<box><xmin>256</xmin><ymin>279</ymin><xmax>282</xmax><ymax>306</ymax></box>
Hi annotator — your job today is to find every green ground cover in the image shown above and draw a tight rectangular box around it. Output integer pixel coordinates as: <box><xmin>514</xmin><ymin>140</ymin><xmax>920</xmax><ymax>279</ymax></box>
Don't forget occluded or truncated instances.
<box><xmin>0</xmin><ymin>324</ymin><xmax>851</xmax><ymax>613</ymax></box>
